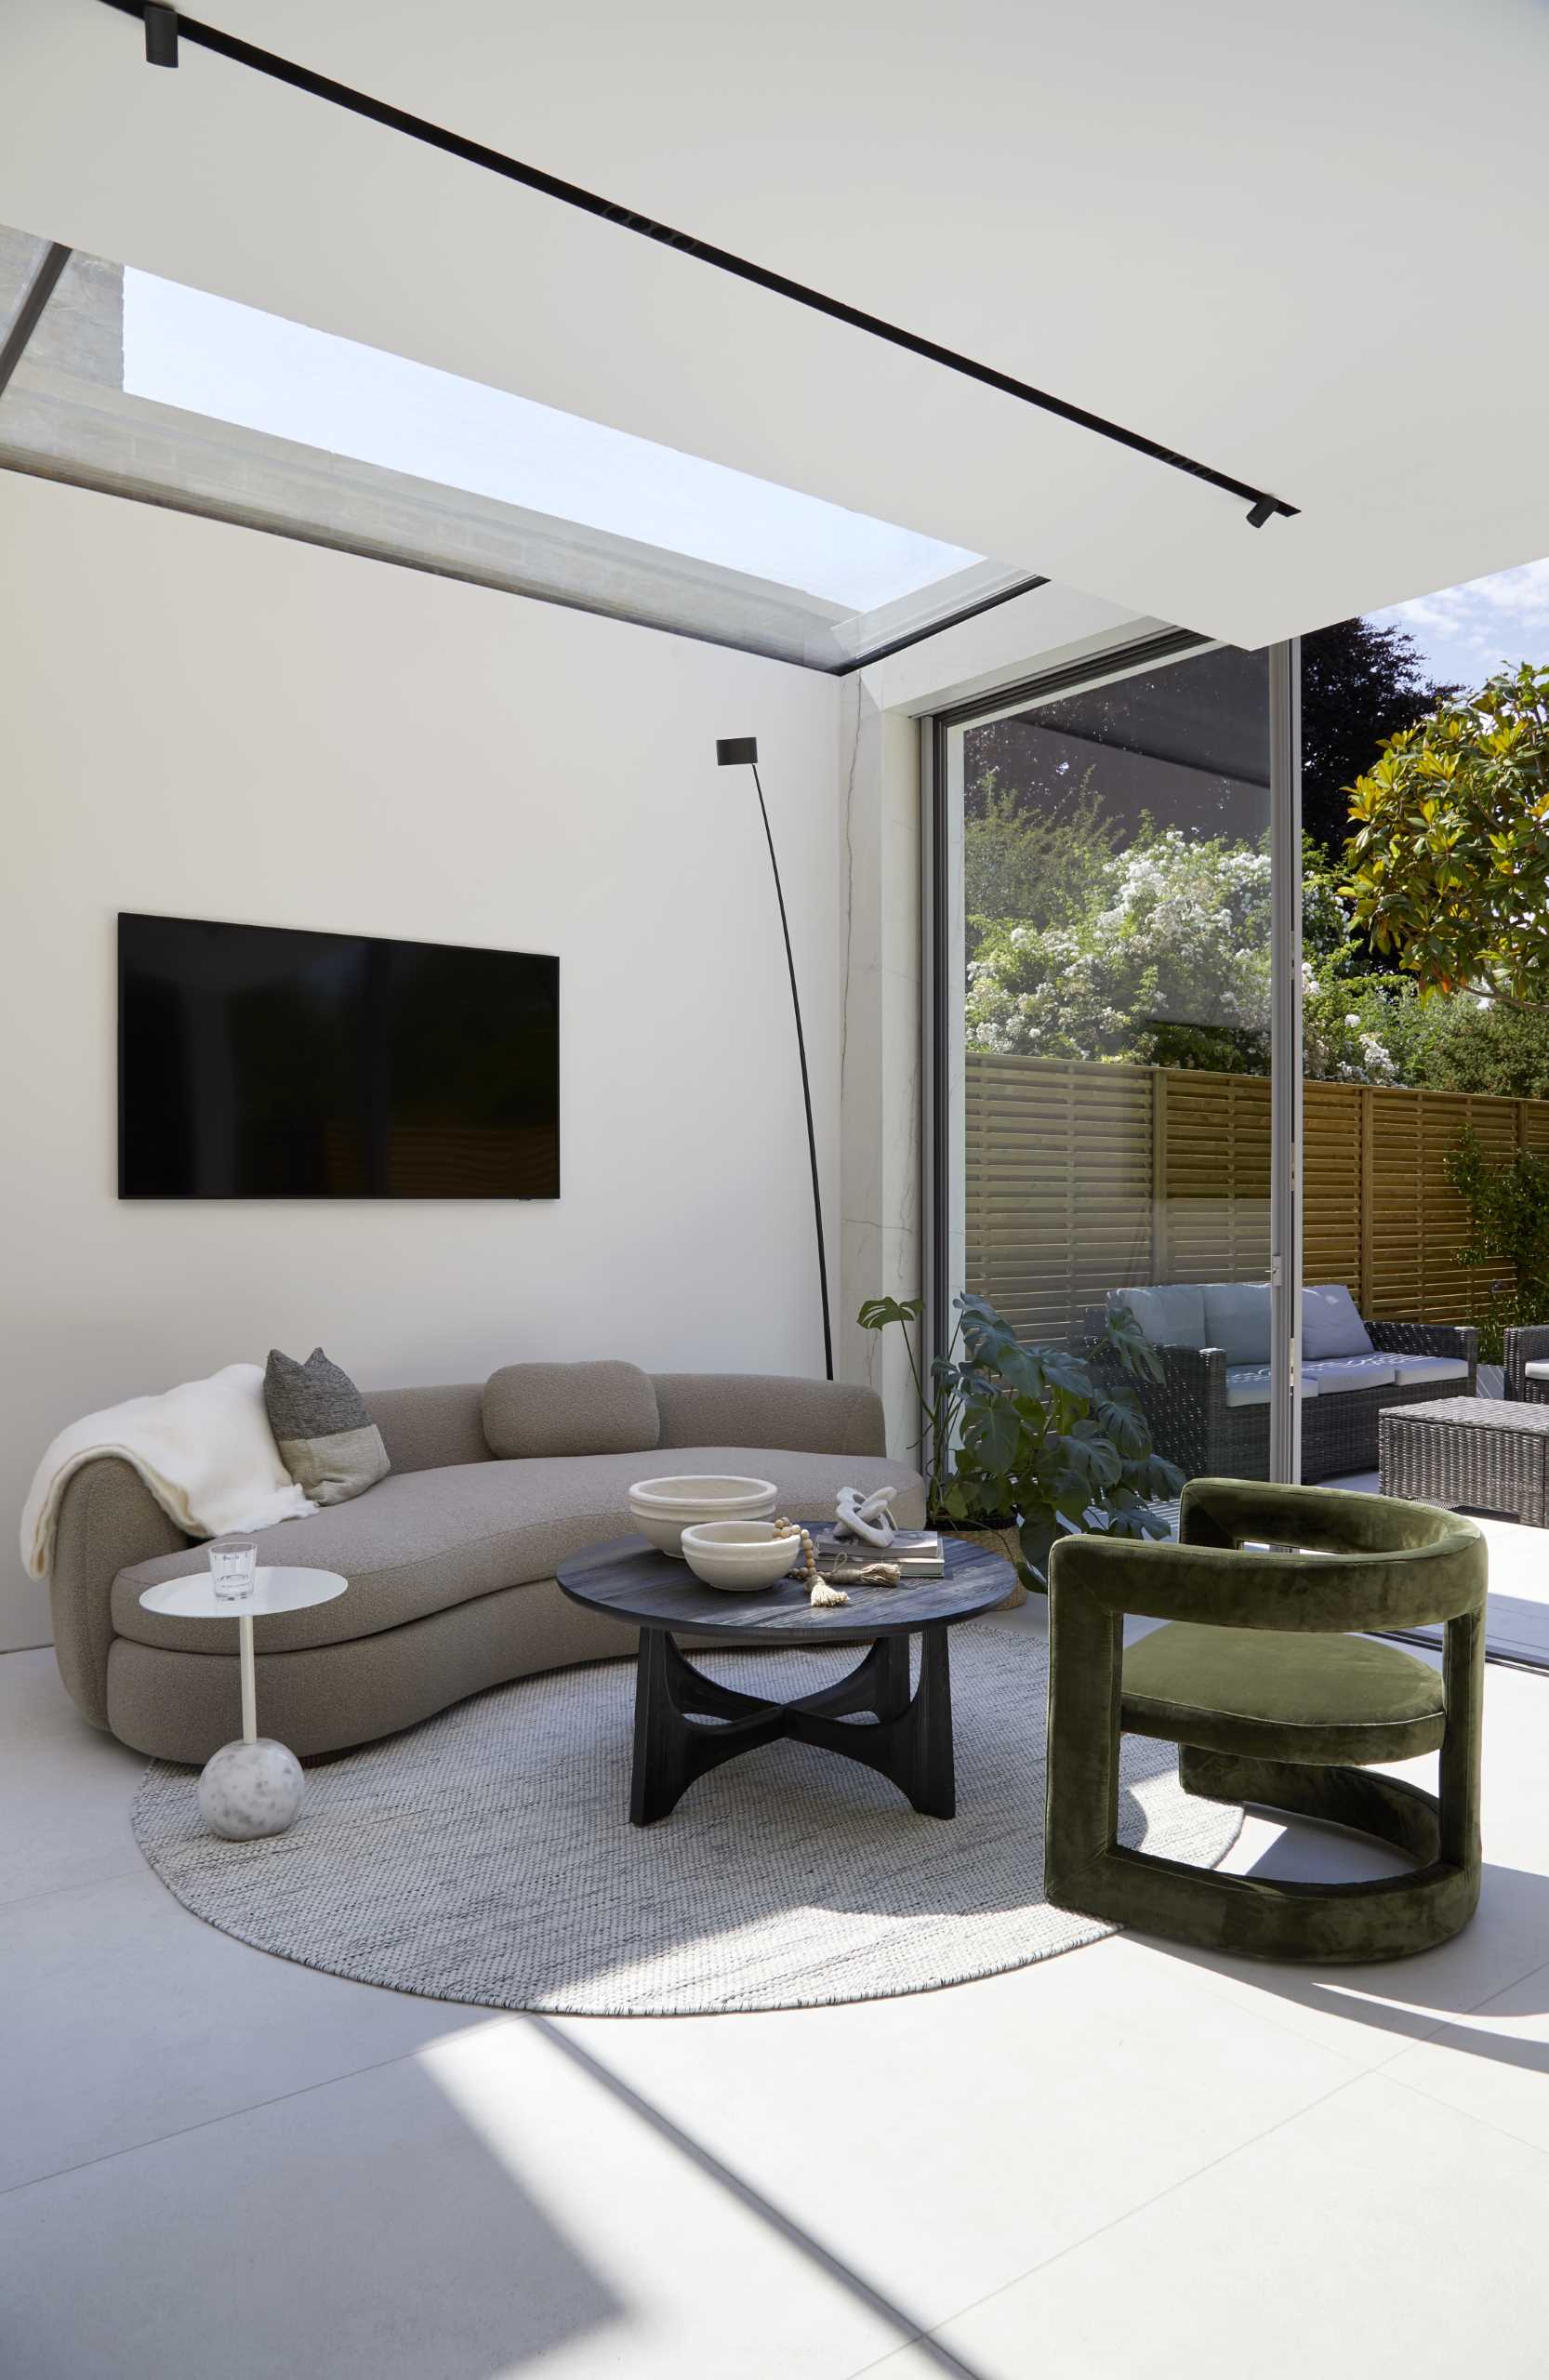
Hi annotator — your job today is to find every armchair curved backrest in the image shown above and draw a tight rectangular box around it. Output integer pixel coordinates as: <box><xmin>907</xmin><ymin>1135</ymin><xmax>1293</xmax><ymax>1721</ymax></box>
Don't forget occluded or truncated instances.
<box><xmin>1049</xmin><ymin>1478</ymin><xmax>1485</xmax><ymax>1639</ymax></box>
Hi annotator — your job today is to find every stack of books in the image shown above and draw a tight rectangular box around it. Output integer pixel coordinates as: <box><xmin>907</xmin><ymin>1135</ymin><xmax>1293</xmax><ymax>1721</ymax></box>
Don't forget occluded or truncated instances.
<box><xmin>813</xmin><ymin>1527</ymin><xmax>945</xmax><ymax>1580</ymax></box>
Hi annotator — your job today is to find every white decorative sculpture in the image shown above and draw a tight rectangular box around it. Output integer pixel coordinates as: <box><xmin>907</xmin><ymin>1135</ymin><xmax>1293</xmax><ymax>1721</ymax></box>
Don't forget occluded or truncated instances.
<box><xmin>834</xmin><ymin>1486</ymin><xmax>901</xmax><ymax>1548</ymax></box>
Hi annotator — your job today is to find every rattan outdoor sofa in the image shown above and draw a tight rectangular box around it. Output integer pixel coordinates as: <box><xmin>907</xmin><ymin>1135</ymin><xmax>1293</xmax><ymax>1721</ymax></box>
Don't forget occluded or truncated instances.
<box><xmin>1080</xmin><ymin>1281</ymin><xmax>1476</xmax><ymax>1483</ymax></box>
<box><xmin>1503</xmin><ymin>1325</ymin><xmax>1549</xmax><ymax>1405</ymax></box>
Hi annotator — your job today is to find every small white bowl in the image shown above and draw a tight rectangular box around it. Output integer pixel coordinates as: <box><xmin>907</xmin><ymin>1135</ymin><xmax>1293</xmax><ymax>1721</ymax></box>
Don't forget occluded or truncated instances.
<box><xmin>629</xmin><ymin>1474</ymin><xmax>778</xmax><ymax>1557</ymax></box>
<box><xmin>681</xmin><ymin>1519</ymin><xmax>802</xmax><ymax>1592</ymax></box>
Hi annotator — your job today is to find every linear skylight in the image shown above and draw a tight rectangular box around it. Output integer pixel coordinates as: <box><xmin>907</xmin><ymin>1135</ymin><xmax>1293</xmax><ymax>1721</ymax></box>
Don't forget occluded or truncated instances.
<box><xmin>120</xmin><ymin>269</ymin><xmax>984</xmax><ymax>615</ymax></box>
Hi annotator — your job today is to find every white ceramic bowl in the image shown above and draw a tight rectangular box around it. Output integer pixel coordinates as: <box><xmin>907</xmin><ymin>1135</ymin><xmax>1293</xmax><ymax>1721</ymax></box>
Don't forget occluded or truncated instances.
<box><xmin>681</xmin><ymin>1519</ymin><xmax>803</xmax><ymax>1592</ymax></box>
<box><xmin>629</xmin><ymin>1474</ymin><xmax>778</xmax><ymax>1558</ymax></box>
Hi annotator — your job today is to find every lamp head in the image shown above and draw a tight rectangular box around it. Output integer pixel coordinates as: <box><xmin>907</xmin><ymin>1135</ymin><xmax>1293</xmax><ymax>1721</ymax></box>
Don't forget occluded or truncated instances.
<box><xmin>716</xmin><ymin>737</ymin><xmax>758</xmax><ymax>767</ymax></box>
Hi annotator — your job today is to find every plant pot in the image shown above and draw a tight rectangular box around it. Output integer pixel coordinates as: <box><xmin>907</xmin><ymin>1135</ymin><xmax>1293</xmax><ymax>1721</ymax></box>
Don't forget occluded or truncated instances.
<box><xmin>935</xmin><ymin>1522</ymin><xmax>1028</xmax><ymax>1608</ymax></box>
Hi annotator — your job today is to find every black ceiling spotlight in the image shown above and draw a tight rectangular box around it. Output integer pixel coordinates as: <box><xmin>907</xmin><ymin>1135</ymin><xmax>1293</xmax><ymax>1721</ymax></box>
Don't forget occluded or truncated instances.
<box><xmin>143</xmin><ymin>4</ymin><xmax>179</xmax><ymax>66</ymax></box>
<box><xmin>1246</xmin><ymin>497</ymin><xmax>1278</xmax><ymax>530</ymax></box>
<box><xmin>716</xmin><ymin>736</ymin><xmax>834</xmax><ymax>1381</ymax></box>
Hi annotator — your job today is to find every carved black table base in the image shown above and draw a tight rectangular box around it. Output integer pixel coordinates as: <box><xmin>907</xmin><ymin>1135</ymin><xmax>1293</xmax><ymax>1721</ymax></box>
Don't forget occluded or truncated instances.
<box><xmin>555</xmin><ymin>1534</ymin><xmax>1016</xmax><ymax>1828</ymax></box>
<box><xmin>631</xmin><ymin>1625</ymin><xmax>956</xmax><ymax>1825</ymax></box>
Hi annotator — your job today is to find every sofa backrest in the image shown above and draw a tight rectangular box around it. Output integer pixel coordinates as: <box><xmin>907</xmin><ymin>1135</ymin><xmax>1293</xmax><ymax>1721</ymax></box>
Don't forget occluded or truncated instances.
<box><xmin>364</xmin><ymin>1369</ymin><xmax>889</xmax><ymax>1471</ymax></box>
<box><xmin>1202</xmin><ymin>1281</ymin><xmax>1271</xmax><ymax>1363</ymax></box>
<box><xmin>1301</xmin><ymin>1283</ymin><xmax>1375</xmax><ymax>1360</ymax></box>
<box><xmin>365</xmin><ymin>1385</ymin><xmax>492</xmax><ymax>1474</ymax></box>
<box><xmin>652</xmin><ymin>1371</ymin><xmax>885</xmax><ymax>1458</ymax></box>
<box><xmin>1107</xmin><ymin>1283</ymin><xmax>1207</xmax><ymax>1348</ymax></box>
<box><xmin>1107</xmin><ymin>1280</ymin><xmax>1374</xmax><ymax>1367</ymax></box>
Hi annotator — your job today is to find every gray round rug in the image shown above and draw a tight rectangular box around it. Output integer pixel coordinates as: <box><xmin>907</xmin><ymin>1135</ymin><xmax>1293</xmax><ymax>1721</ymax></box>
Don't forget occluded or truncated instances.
<box><xmin>133</xmin><ymin>1627</ymin><xmax>1240</xmax><ymax>2016</ymax></box>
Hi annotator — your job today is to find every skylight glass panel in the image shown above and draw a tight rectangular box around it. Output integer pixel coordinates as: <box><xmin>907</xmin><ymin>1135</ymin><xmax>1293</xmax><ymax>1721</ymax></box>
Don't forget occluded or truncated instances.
<box><xmin>120</xmin><ymin>269</ymin><xmax>984</xmax><ymax>614</ymax></box>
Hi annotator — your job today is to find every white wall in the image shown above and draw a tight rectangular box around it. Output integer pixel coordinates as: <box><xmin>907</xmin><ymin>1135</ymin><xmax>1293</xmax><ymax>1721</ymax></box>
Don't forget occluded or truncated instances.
<box><xmin>0</xmin><ymin>475</ymin><xmax>842</xmax><ymax>1648</ymax></box>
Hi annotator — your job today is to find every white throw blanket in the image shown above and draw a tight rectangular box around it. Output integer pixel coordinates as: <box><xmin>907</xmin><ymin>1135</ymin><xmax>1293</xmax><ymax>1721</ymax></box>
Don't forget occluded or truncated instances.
<box><xmin>20</xmin><ymin>1363</ymin><xmax>317</xmax><ymax>1580</ymax></box>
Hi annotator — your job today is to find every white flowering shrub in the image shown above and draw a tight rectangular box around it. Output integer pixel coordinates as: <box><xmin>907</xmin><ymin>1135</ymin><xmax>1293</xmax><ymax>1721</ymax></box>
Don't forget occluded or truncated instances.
<box><xmin>967</xmin><ymin>827</ymin><xmax>1274</xmax><ymax>1068</ymax></box>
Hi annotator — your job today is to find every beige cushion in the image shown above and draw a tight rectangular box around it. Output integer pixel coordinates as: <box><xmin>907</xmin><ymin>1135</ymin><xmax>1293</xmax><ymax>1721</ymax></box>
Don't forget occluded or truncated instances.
<box><xmin>483</xmin><ymin>1359</ymin><xmax>659</xmax><ymax>1460</ymax></box>
<box><xmin>114</xmin><ymin>1445</ymin><xmax>927</xmax><ymax>1654</ymax></box>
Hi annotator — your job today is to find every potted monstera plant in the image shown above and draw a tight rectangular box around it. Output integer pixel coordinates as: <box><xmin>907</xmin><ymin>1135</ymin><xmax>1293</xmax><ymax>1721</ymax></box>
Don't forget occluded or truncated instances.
<box><xmin>857</xmin><ymin>1289</ymin><xmax>1183</xmax><ymax>1598</ymax></box>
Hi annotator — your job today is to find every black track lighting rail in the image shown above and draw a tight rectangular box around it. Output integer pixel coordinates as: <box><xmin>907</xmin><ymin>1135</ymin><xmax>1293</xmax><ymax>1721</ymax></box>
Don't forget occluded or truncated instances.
<box><xmin>96</xmin><ymin>0</ymin><xmax>1297</xmax><ymax>530</ymax></box>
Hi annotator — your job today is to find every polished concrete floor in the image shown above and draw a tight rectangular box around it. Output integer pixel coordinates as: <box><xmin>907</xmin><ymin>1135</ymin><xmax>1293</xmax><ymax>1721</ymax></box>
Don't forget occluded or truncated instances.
<box><xmin>4</xmin><ymin>1531</ymin><xmax>1549</xmax><ymax>2379</ymax></box>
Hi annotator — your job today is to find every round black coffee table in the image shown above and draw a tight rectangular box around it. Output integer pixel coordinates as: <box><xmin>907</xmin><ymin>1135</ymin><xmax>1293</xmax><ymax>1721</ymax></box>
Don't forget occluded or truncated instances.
<box><xmin>557</xmin><ymin>1534</ymin><xmax>1016</xmax><ymax>1826</ymax></box>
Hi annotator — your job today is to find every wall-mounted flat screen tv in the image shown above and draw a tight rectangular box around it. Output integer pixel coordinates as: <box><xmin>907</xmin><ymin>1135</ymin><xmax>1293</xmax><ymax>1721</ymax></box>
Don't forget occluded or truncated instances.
<box><xmin>119</xmin><ymin>913</ymin><xmax>560</xmax><ymax>1198</ymax></box>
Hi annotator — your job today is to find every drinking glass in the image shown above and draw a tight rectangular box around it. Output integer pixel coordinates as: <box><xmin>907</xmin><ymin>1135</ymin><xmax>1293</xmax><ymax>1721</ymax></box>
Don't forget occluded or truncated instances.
<box><xmin>208</xmin><ymin>1537</ymin><xmax>258</xmax><ymax>1602</ymax></box>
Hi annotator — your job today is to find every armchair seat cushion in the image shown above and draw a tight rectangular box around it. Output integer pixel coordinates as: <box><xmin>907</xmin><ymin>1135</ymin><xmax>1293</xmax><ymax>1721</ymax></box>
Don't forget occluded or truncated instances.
<box><xmin>1302</xmin><ymin>1355</ymin><xmax>1397</xmax><ymax>1393</ymax></box>
<box><xmin>1525</xmin><ymin>1361</ymin><xmax>1549</xmax><ymax>1383</ymax></box>
<box><xmin>1122</xmin><ymin>1620</ymin><xmax>1447</xmax><ymax>1764</ymax></box>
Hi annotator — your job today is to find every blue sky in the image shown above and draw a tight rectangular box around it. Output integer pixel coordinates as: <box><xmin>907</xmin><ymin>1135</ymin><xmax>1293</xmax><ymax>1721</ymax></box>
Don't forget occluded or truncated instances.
<box><xmin>120</xmin><ymin>268</ymin><xmax>984</xmax><ymax>615</ymax></box>
<box><xmin>1369</xmin><ymin>559</ymin><xmax>1549</xmax><ymax>694</ymax></box>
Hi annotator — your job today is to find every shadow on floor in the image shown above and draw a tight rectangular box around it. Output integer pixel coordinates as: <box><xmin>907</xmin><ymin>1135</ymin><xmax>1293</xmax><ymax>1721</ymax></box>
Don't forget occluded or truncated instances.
<box><xmin>532</xmin><ymin>2016</ymin><xmax>995</xmax><ymax>2380</ymax></box>
<box><xmin>1157</xmin><ymin>1844</ymin><xmax>1549</xmax><ymax>2067</ymax></box>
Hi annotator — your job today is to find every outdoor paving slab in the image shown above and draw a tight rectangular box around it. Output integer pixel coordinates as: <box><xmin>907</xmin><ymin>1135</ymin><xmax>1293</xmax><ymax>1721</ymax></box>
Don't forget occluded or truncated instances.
<box><xmin>538</xmin><ymin>1926</ymin><xmax>1361</xmax><ymax>2338</ymax></box>
<box><xmin>1141</xmin><ymin>1655</ymin><xmax>1549</xmax><ymax>2071</ymax></box>
<box><xmin>0</xmin><ymin>2022</ymin><xmax>905</xmax><ymax>2380</ymax></box>
<box><xmin>851</xmin><ymin>2071</ymin><xmax>1549</xmax><ymax>2380</ymax></box>
<box><xmin>1382</xmin><ymin>1952</ymin><xmax>1549</xmax><ymax>2153</ymax></box>
<box><xmin>0</xmin><ymin>1866</ymin><xmax>499</xmax><ymax>2194</ymax></box>
<box><xmin>0</xmin><ymin>1648</ymin><xmax>147</xmax><ymax>1907</ymax></box>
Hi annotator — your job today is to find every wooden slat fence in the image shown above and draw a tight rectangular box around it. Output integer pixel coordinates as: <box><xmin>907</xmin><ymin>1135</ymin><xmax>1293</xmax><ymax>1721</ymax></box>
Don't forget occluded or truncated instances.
<box><xmin>966</xmin><ymin>1052</ymin><xmax>1549</xmax><ymax>1344</ymax></box>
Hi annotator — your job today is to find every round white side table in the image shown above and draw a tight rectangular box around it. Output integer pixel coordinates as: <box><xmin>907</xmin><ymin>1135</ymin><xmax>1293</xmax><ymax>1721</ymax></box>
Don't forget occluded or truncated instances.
<box><xmin>139</xmin><ymin>1567</ymin><xmax>347</xmax><ymax>1839</ymax></box>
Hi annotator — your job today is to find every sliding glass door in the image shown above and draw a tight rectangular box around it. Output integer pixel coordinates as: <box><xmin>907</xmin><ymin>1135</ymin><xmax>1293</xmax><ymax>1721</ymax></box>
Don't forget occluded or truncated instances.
<box><xmin>929</xmin><ymin>635</ymin><xmax>1300</xmax><ymax>1506</ymax></box>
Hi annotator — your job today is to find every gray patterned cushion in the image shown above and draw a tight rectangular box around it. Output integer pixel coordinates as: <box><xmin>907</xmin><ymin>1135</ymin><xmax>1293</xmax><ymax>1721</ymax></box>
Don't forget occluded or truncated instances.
<box><xmin>264</xmin><ymin>1347</ymin><xmax>391</xmax><ymax>1507</ymax></box>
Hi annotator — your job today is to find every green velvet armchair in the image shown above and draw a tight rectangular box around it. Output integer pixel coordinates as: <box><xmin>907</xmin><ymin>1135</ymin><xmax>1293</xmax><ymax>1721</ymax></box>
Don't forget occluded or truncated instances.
<box><xmin>1045</xmin><ymin>1478</ymin><xmax>1487</xmax><ymax>1963</ymax></box>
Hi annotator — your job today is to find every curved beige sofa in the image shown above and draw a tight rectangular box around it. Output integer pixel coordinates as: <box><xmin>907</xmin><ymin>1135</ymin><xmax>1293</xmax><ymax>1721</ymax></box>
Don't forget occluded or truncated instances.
<box><xmin>49</xmin><ymin>1371</ymin><xmax>925</xmax><ymax>1765</ymax></box>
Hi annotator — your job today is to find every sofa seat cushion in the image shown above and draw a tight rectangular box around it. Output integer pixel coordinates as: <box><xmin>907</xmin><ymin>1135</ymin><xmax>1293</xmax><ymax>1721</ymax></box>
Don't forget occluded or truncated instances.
<box><xmin>1225</xmin><ymin>1366</ymin><xmax>1320</xmax><ymax>1409</ymax></box>
<box><xmin>1525</xmin><ymin>1361</ymin><xmax>1549</xmax><ymax>1383</ymax></box>
<box><xmin>114</xmin><ymin>1446</ymin><xmax>927</xmax><ymax>1655</ymax></box>
<box><xmin>1390</xmin><ymin>1355</ymin><xmax>1471</xmax><ymax>1390</ymax></box>
<box><xmin>1303</xmin><ymin>1355</ymin><xmax>1397</xmax><ymax>1395</ymax></box>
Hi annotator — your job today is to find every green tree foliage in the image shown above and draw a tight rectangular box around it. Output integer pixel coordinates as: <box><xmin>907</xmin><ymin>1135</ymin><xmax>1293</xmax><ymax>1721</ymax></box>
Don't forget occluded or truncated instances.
<box><xmin>1445</xmin><ymin>1128</ymin><xmax>1549</xmax><ymax>1361</ymax></box>
<box><xmin>1301</xmin><ymin>617</ymin><xmax>1456</xmax><ymax>867</ymax></box>
<box><xmin>962</xmin><ymin>772</ymin><xmax>1114</xmax><ymax>959</ymax></box>
<box><xmin>1344</xmin><ymin>663</ymin><xmax>1549</xmax><ymax>1010</ymax></box>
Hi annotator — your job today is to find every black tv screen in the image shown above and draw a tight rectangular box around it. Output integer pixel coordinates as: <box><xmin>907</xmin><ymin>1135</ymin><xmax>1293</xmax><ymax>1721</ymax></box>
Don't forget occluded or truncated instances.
<box><xmin>118</xmin><ymin>914</ymin><xmax>560</xmax><ymax>1198</ymax></box>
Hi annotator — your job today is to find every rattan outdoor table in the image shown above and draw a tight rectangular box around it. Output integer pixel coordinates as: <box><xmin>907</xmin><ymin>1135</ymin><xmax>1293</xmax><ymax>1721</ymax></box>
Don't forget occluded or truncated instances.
<box><xmin>1380</xmin><ymin>1396</ymin><xmax>1549</xmax><ymax>1527</ymax></box>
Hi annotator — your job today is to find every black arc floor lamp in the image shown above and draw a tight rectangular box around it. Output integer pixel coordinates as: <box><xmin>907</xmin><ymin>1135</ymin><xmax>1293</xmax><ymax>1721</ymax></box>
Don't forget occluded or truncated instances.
<box><xmin>717</xmin><ymin>736</ymin><xmax>834</xmax><ymax>1381</ymax></box>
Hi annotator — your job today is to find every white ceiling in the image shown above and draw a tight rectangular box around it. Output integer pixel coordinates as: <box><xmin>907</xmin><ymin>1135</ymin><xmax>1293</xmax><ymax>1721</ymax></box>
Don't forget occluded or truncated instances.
<box><xmin>4</xmin><ymin>0</ymin><xmax>1547</xmax><ymax>649</ymax></box>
